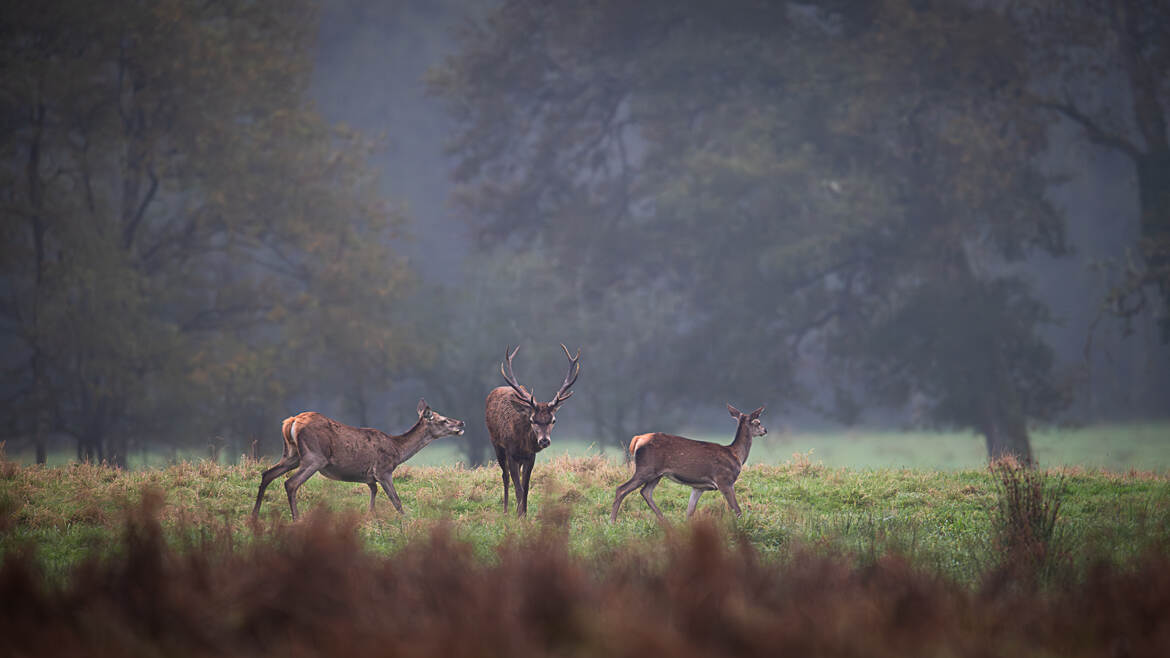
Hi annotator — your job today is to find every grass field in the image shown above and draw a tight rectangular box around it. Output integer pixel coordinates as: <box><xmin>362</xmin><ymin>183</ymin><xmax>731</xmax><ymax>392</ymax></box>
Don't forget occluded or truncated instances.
<box><xmin>3</xmin><ymin>447</ymin><xmax>1170</xmax><ymax>656</ymax></box>
<box><xmin>3</xmin><ymin>451</ymin><xmax>1168</xmax><ymax>583</ymax></box>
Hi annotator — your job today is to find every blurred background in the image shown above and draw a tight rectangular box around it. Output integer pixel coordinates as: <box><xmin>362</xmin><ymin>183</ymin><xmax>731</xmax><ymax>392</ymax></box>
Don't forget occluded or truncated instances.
<box><xmin>2</xmin><ymin>0</ymin><xmax>1167</xmax><ymax>470</ymax></box>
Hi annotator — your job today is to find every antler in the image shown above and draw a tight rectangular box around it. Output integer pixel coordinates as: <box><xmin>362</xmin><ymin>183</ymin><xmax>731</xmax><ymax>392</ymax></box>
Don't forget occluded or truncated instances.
<box><xmin>550</xmin><ymin>343</ymin><xmax>581</xmax><ymax>408</ymax></box>
<box><xmin>500</xmin><ymin>345</ymin><xmax>537</xmax><ymax>408</ymax></box>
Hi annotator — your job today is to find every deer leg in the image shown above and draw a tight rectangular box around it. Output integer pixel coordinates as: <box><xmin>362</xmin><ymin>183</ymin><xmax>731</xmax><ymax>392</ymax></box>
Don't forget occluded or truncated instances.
<box><xmin>252</xmin><ymin>454</ymin><xmax>300</xmax><ymax>519</ymax></box>
<box><xmin>717</xmin><ymin>483</ymin><xmax>743</xmax><ymax>518</ymax></box>
<box><xmin>519</xmin><ymin>456</ymin><xmax>535</xmax><ymax>517</ymax></box>
<box><xmin>379</xmin><ymin>474</ymin><xmax>405</xmax><ymax>514</ymax></box>
<box><xmin>686</xmin><ymin>489</ymin><xmax>704</xmax><ymax>519</ymax></box>
<box><xmin>610</xmin><ymin>474</ymin><xmax>646</xmax><ymax>523</ymax></box>
<box><xmin>283</xmin><ymin>453</ymin><xmax>326</xmax><ymax>521</ymax></box>
<box><xmin>367</xmin><ymin>482</ymin><xmax>379</xmax><ymax>513</ymax></box>
<box><xmin>495</xmin><ymin>446</ymin><xmax>510</xmax><ymax>513</ymax></box>
<box><xmin>507</xmin><ymin>458</ymin><xmax>525</xmax><ymax>518</ymax></box>
<box><xmin>640</xmin><ymin>477</ymin><xmax>666</xmax><ymax>522</ymax></box>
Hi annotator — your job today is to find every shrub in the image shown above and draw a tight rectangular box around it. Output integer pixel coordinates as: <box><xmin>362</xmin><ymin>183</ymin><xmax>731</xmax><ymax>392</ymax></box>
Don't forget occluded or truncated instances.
<box><xmin>988</xmin><ymin>456</ymin><xmax>1065</xmax><ymax>581</ymax></box>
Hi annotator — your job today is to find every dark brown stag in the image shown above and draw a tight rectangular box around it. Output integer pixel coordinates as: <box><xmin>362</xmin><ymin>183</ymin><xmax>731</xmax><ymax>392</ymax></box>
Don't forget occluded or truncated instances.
<box><xmin>610</xmin><ymin>404</ymin><xmax>766</xmax><ymax>523</ymax></box>
<box><xmin>252</xmin><ymin>399</ymin><xmax>465</xmax><ymax>520</ymax></box>
<box><xmin>485</xmin><ymin>344</ymin><xmax>580</xmax><ymax>517</ymax></box>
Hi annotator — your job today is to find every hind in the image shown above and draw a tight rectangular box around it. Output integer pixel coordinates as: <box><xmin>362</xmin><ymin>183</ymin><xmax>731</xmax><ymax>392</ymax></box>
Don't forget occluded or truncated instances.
<box><xmin>251</xmin><ymin>414</ymin><xmax>308</xmax><ymax>518</ymax></box>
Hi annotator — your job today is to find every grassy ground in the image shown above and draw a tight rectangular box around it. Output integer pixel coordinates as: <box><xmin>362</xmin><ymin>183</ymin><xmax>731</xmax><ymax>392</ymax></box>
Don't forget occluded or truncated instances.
<box><xmin>2</xmin><ymin>452</ymin><xmax>1168</xmax><ymax>586</ymax></box>
<box><xmin>5</xmin><ymin>428</ymin><xmax>1169</xmax><ymax>656</ymax></box>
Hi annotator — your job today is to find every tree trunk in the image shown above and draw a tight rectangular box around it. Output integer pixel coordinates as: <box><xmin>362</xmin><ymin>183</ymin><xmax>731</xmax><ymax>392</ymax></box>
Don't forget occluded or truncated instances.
<box><xmin>33</xmin><ymin>360</ymin><xmax>48</xmax><ymax>464</ymax></box>
<box><xmin>1119</xmin><ymin>0</ymin><xmax>1170</xmax><ymax>340</ymax></box>
<box><xmin>28</xmin><ymin>100</ymin><xmax>48</xmax><ymax>465</ymax></box>
<box><xmin>458</xmin><ymin>433</ymin><xmax>491</xmax><ymax>468</ymax></box>
<box><xmin>979</xmin><ymin>401</ymin><xmax>1034</xmax><ymax>464</ymax></box>
<box><xmin>78</xmin><ymin>426</ymin><xmax>105</xmax><ymax>463</ymax></box>
<box><xmin>1134</xmin><ymin>151</ymin><xmax>1170</xmax><ymax>341</ymax></box>
<box><xmin>108</xmin><ymin>434</ymin><xmax>129</xmax><ymax>469</ymax></box>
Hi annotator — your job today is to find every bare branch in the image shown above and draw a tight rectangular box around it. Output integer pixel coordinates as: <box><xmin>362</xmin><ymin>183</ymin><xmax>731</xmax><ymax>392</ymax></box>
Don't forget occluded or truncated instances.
<box><xmin>123</xmin><ymin>166</ymin><xmax>158</xmax><ymax>249</ymax></box>
<box><xmin>1036</xmin><ymin>99</ymin><xmax>1141</xmax><ymax>158</ymax></box>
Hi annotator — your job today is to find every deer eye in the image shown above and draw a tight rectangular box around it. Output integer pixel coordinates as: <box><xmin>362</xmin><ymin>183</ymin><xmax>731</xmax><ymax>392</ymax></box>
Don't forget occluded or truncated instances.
<box><xmin>424</xmin><ymin>410</ymin><xmax>433</xmax><ymax>419</ymax></box>
<box><xmin>752</xmin><ymin>419</ymin><xmax>760</xmax><ymax>425</ymax></box>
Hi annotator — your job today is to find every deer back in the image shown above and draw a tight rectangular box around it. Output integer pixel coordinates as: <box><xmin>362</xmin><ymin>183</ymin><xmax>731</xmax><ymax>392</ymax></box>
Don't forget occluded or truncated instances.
<box><xmin>485</xmin><ymin>386</ymin><xmax>539</xmax><ymax>453</ymax></box>
<box><xmin>286</xmin><ymin>411</ymin><xmax>395</xmax><ymax>478</ymax></box>
<box><xmin>629</xmin><ymin>432</ymin><xmax>744</xmax><ymax>484</ymax></box>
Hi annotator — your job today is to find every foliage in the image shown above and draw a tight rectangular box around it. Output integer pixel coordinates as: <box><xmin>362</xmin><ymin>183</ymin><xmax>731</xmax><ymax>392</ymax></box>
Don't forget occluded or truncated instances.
<box><xmin>0</xmin><ymin>502</ymin><xmax>1167</xmax><ymax>658</ymax></box>
<box><xmin>428</xmin><ymin>0</ymin><xmax>1072</xmax><ymax>460</ymax></box>
<box><xmin>0</xmin><ymin>0</ymin><xmax>419</xmax><ymax>462</ymax></box>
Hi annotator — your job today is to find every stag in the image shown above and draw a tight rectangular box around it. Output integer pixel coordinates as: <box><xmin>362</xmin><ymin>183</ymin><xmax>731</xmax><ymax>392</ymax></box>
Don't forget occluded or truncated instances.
<box><xmin>485</xmin><ymin>344</ymin><xmax>580</xmax><ymax>517</ymax></box>
<box><xmin>252</xmin><ymin>399</ymin><xmax>465</xmax><ymax>520</ymax></box>
<box><xmin>610</xmin><ymin>404</ymin><xmax>766</xmax><ymax>523</ymax></box>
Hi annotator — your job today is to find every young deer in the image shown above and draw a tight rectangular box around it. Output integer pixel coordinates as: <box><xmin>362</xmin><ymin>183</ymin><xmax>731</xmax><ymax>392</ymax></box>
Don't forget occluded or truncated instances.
<box><xmin>252</xmin><ymin>399</ymin><xmax>465</xmax><ymax>520</ymax></box>
<box><xmin>485</xmin><ymin>344</ymin><xmax>580</xmax><ymax>517</ymax></box>
<box><xmin>610</xmin><ymin>404</ymin><xmax>766</xmax><ymax>523</ymax></box>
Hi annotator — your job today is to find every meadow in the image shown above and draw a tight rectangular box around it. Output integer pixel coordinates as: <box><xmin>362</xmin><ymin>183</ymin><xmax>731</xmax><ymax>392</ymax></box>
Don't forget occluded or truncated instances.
<box><xmin>2</xmin><ymin>427</ymin><xmax>1169</xmax><ymax>656</ymax></box>
<box><xmin>3</xmin><ymin>446</ymin><xmax>1169</xmax><ymax>582</ymax></box>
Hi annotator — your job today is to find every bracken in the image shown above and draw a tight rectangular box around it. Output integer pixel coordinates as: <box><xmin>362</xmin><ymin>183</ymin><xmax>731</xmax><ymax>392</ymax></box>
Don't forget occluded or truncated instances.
<box><xmin>1</xmin><ymin>490</ymin><xmax>1168</xmax><ymax>657</ymax></box>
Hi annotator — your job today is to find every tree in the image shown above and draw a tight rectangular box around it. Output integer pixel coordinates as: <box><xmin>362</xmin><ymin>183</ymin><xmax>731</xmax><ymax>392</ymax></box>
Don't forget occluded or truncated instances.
<box><xmin>1017</xmin><ymin>1</ymin><xmax>1170</xmax><ymax>340</ymax></box>
<box><xmin>0</xmin><ymin>0</ymin><xmax>417</xmax><ymax>464</ymax></box>
<box><xmin>430</xmin><ymin>0</ymin><xmax>1070</xmax><ymax>460</ymax></box>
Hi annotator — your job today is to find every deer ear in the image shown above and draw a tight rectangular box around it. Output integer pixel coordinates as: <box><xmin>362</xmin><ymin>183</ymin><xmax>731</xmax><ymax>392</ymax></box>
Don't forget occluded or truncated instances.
<box><xmin>727</xmin><ymin>403</ymin><xmax>742</xmax><ymax>419</ymax></box>
<box><xmin>750</xmin><ymin>406</ymin><xmax>765</xmax><ymax>419</ymax></box>
<box><xmin>417</xmin><ymin>398</ymin><xmax>429</xmax><ymax>418</ymax></box>
<box><xmin>510</xmin><ymin>398</ymin><xmax>533</xmax><ymax>415</ymax></box>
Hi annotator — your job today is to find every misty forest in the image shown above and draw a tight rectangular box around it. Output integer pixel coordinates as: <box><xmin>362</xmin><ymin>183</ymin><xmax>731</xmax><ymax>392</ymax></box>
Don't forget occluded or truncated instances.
<box><xmin>2</xmin><ymin>1</ymin><xmax>1170</xmax><ymax>656</ymax></box>
<box><xmin>3</xmin><ymin>0</ymin><xmax>1168</xmax><ymax>468</ymax></box>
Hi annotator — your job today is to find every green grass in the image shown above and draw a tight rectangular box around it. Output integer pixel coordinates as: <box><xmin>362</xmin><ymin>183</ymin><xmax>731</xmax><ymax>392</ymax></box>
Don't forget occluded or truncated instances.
<box><xmin>3</xmin><ymin>451</ymin><xmax>1169</xmax><ymax>585</ymax></box>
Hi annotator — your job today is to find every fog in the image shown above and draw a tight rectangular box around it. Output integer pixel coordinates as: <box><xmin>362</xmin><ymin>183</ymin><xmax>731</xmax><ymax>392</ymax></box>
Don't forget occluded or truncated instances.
<box><xmin>2</xmin><ymin>0</ymin><xmax>1167</xmax><ymax>467</ymax></box>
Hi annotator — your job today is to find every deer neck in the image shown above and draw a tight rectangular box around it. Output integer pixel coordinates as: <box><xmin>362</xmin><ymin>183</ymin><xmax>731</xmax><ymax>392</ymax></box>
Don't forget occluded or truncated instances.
<box><xmin>391</xmin><ymin>420</ymin><xmax>434</xmax><ymax>463</ymax></box>
<box><xmin>728</xmin><ymin>419</ymin><xmax>753</xmax><ymax>465</ymax></box>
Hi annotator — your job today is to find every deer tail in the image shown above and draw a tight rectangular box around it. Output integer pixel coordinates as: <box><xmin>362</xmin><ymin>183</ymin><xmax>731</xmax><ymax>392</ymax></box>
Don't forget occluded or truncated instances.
<box><xmin>281</xmin><ymin>416</ymin><xmax>300</xmax><ymax>458</ymax></box>
<box><xmin>629</xmin><ymin>433</ymin><xmax>653</xmax><ymax>456</ymax></box>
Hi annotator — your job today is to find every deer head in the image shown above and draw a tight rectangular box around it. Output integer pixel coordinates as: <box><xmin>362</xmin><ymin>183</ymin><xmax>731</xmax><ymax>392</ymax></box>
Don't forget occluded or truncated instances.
<box><xmin>417</xmin><ymin>398</ymin><xmax>466</xmax><ymax>438</ymax></box>
<box><xmin>727</xmin><ymin>403</ymin><xmax>767</xmax><ymax>437</ymax></box>
<box><xmin>500</xmin><ymin>344</ymin><xmax>580</xmax><ymax>450</ymax></box>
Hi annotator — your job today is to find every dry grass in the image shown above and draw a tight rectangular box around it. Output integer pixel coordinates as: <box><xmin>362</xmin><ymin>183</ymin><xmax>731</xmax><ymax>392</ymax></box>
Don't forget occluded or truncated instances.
<box><xmin>989</xmin><ymin>457</ymin><xmax>1065</xmax><ymax>579</ymax></box>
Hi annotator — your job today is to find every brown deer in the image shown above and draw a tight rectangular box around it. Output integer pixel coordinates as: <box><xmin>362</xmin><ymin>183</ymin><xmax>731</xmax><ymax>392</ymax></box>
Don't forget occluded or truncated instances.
<box><xmin>485</xmin><ymin>344</ymin><xmax>580</xmax><ymax>517</ymax></box>
<box><xmin>610</xmin><ymin>404</ymin><xmax>766</xmax><ymax>523</ymax></box>
<box><xmin>251</xmin><ymin>399</ymin><xmax>465</xmax><ymax>520</ymax></box>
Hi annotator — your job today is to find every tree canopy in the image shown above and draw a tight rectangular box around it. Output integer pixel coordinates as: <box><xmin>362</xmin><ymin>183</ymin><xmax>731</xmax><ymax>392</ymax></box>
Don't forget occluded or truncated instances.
<box><xmin>1016</xmin><ymin>0</ymin><xmax>1170</xmax><ymax>340</ymax></box>
<box><xmin>1</xmin><ymin>0</ymin><xmax>418</xmax><ymax>464</ymax></box>
<box><xmin>431</xmin><ymin>0</ymin><xmax>1076</xmax><ymax>459</ymax></box>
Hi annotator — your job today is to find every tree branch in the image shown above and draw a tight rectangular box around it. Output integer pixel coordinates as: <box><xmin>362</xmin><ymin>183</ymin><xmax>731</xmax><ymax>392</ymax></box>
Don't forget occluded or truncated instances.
<box><xmin>1036</xmin><ymin>99</ymin><xmax>1142</xmax><ymax>159</ymax></box>
<box><xmin>123</xmin><ymin>166</ymin><xmax>158</xmax><ymax>249</ymax></box>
